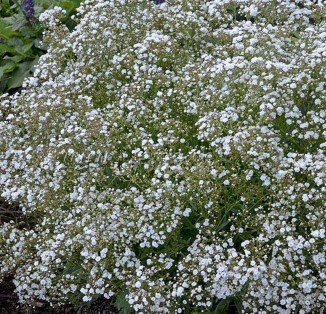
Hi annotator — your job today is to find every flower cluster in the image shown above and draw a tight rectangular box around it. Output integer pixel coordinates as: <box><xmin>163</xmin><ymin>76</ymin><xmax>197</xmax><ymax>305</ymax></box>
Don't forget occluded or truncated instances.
<box><xmin>0</xmin><ymin>0</ymin><xmax>325</xmax><ymax>313</ymax></box>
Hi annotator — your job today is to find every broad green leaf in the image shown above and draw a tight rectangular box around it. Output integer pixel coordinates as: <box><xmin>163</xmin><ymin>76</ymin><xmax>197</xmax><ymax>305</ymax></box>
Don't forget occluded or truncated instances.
<box><xmin>6</xmin><ymin>38</ymin><xmax>34</xmax><ymax>56</ymax></box>
<box><xmin>214</xmin><ymin>299</ymin><xmax>230</xmax><ymax>314</ymax></box>
<box><xmin>33</xmin><ymin>38</ymin><xmax>45</xmax><ymax>50</ymax></box>
<box><xmin>0</xmin><ymin>23</ymin><xmax>19</xmax><ymax>39</ymax></box>
<box><xmin>0</xmin><ymin>61</ymin><xmax>17</xmax><ymax>77</ymax></box>
<box><xmin>20</xmin><ymin>25</ymin><xmax>42</xmax><ymax>38</ymax></box>
<box><xmin>7</xmin><ymin>60</ymin><xmax>34</xmax><ymax>90</ymax></box>
<box><xmin>3</xmin><ymin>55</ymin><xmax>24</xmax><ymax>63</ymax></box>
<box><xmin>0</xmin><ymin>43</ymin><xmax>17</xmax><ymax>55</ymax></box>
<box><xmin>4</xmin><ymin>14</ymin><xmax>28</xmax><ymax>32</ymax></box>
<box><xmin>7</xmin><ymin>37</ymin><xmax>23</xmax><ymax>48</ymax></box>
<box><xmin>114</xmin><ymin>289</ymin><xmax>133</xmax><ymax>314</ymax></box>
<box><xmin>22</xmin><ymin>41</ymin><xmax>34</xmax><ymax>53</ymax></box>
<box><xmin>0</xmin><ymin>75</ymin><xmax>9</xmax><ymax>93</ymax></box>
<box><xmin>1</xmin><ymin>0</ymin><xmax>11</xmax><ymax>12</ymax></box>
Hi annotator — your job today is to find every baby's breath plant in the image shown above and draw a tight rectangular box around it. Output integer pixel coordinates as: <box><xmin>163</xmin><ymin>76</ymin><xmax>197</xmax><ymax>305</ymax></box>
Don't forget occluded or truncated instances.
<box><xmin>0</xmin><ymin>0</ymin><xmax>325</xmax><ymax>313</ymax></box>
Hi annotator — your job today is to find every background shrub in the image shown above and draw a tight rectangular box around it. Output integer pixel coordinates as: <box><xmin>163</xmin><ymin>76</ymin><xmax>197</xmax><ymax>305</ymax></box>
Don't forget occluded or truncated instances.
<box><xmin>0</xmin><ymin>0</ymin><xmax>81</xmax><ymax>95</ymax></box>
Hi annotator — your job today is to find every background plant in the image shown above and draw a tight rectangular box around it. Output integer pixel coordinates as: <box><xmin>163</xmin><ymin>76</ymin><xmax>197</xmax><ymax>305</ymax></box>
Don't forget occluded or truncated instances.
<box><xmin>0</xmin><ymin>0</ymin><xmax>81</xmax><ymax>95</ymax></box>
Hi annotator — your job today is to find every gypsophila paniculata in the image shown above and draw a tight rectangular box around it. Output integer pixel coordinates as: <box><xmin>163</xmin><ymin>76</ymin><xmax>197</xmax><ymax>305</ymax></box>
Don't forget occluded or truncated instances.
<box><xmin>0</xmin><ymin>0</ymin><xmax>325</xmax><ymax>313</ymax></box>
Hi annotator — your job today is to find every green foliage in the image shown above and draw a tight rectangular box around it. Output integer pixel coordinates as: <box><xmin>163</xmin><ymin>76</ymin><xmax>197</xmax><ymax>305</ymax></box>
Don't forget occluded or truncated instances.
<box><xmin>114</xmin><ymin>290</ymin><xmax>133</xmax><ymax>314</ymax></box>
<box><xmin>0</xmin><ymin>0</ymin><xmax>81</xmax><ymax>94</ymax></box>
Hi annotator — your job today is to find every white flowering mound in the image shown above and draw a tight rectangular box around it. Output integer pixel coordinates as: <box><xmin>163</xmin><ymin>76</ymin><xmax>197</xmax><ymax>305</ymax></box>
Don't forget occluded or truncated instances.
<box><xmin>0</xmin><ymin>0</ymin><xmax>325</xmax><ymax>312</ymax></box>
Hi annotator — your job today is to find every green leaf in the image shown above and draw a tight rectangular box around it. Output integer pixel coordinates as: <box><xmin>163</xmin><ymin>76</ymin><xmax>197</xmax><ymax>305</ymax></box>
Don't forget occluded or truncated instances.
<box><xmin>189</xmin><ymin>200</ymin><xmax>198</xmax><ymax>210</ymax></box>
<box><xmin>114</xmin><ymin>289</ymin><xmax>132</xmax><ymax>314</ymax></box>
<box><xmin>0</xmin><ymin>22</ymin><xmax>19</xmax><ymax>39</ymax></box>
<box><xmin>0</xmin><ymin>43</ymin><xmax>17</xmax><ymax>56</ymax></box>
<box><xmin>4</xmin><ymin>14</ymin><xmax>28</xmax><ymax>32</ymax></box>
<box><xmin>1</xmin><ymin>0</ymin><xmax>11</xmax><ymax>12</ymax></box>
<box><xmin>60</xmin><ymin>0</ymin><xmax>78</xmax><ymax>13</ymax></box>
<box><xmin>20</xmin><ymin>25</ymin><xmax>42</xmax><ymax>38</ymax></box>
<box><xmin>33</xmin><ymin>38</ymin><xmax>45</xmax><ymax>50</ymax></box>
<box><xmin>0</xmin><ymin>75</ymin><xmax>9</xmax><ymax>93</ymax></box>
<box><xmin>7</xmin><ymin>60</ymin><xmax>34</xmax><ymax>90</ymax></box>
<box><xmin>104</xmin><ymin>167</ymin><xmax>113</xmax><ymax>178</ymax></box>
<box><xmin>3</xmin><ymin>54</ymin><xmax>24</xmax><ymax>63</ymax></box>
<box><xmin>4</xmin><ymin>38</ymin><xmax>35</xmax><ymax>57</ymax></box>
<box><xmin>216</xmin><ymin>218</ymin><xmax>230</xmax><ymax>232</ymax></box>
<box><xmin>0</xmin><ymin>61</ymin><xmax>17</xmax><ymax>77</ymax></box>
<box><xmin>233</xmin><ymin>297</ymin><xmax>243</xmax><ymax>313</ymax></box>
<box><xmin>7</xmin><ymin>37</ymin><xmax>24</xmax><ymax>49</ymax></box>
<box><xmin>22</xmin><ymin>41</ymin><xmax>34</xmax><ymax>53</ymax></box>
<box><xmin>214</xmin><ymin>299</ymin><xmax>230</xmax><ymax>314</ymax></box>
<box><xmin>226</xmin><ymin>3</ymin><xmax>238</xmax><ymax>16</ymax></box>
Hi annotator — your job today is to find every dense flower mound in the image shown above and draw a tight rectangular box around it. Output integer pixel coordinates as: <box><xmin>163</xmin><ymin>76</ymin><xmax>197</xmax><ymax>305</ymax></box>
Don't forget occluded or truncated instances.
<box><xmin>0</xmin><ymin>0</ymin><xmax>325</xmax><ymax>312</ymax></box>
